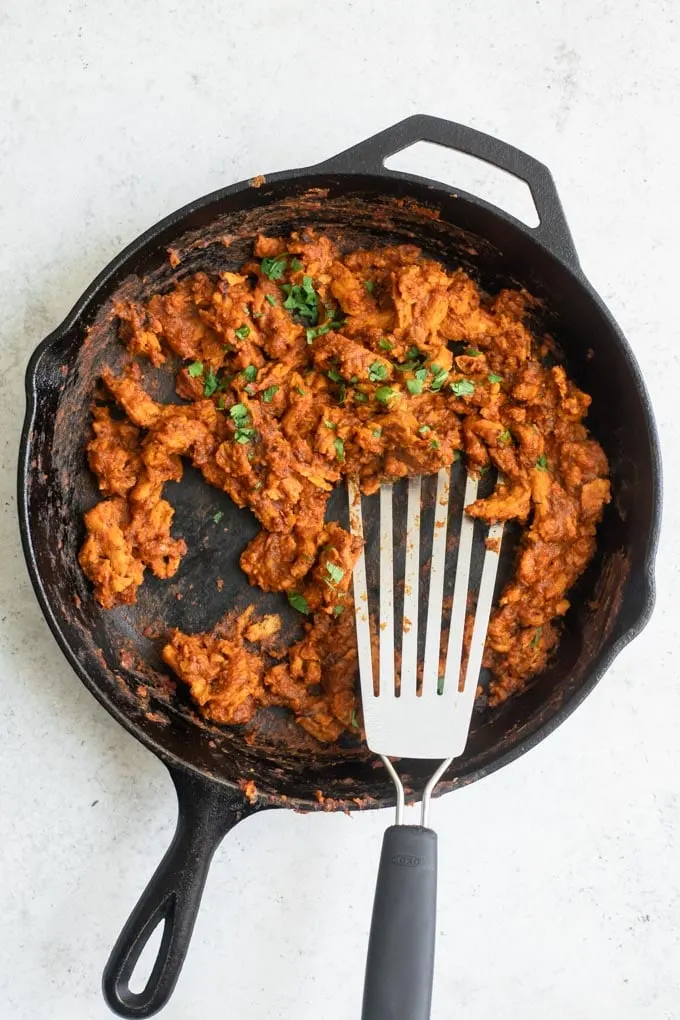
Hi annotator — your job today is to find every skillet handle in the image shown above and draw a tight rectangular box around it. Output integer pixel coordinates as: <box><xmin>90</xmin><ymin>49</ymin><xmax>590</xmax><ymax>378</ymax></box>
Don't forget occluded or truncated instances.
<box><xmin>314</xmin><ymin>114</ymin><xmax>579</xmax><ymax>269</ymax></box>
<box><xmin>102</xmin><ymin>765</ymin><xmax>259</xmax><ymax>1018</ymax></box>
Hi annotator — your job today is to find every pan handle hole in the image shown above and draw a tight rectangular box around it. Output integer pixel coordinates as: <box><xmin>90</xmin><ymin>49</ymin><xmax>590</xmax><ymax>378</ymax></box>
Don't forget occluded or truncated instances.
<box><xmin>385</xmin><ymin>142</ymin><xmax>540</xmax><ymax>228</ymax></box>
<box><xmin>127</xmin><ymin>916</ymin><xmax>167</xmax><ymax>994</ymax></box>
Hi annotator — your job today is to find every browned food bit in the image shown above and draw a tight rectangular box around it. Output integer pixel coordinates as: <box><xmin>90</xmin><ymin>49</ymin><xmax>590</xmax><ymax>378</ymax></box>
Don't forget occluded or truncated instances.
<box><xmin>80</xmin><ymin>230</ymin><xmax>611</xmax><ymax>737</ymax></box>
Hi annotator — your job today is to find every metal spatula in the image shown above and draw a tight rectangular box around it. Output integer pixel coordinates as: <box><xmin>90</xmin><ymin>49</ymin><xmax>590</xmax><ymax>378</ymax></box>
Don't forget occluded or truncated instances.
<box><xmin>348</xmin><ymin>468</ymin><xmax>504</xmax><ymax>1020</ymax></box>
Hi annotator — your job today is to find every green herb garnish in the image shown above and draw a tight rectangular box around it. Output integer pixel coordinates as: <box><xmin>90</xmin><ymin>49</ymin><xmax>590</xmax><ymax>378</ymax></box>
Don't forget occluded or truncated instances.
<box><xmin>531</xmin><ymin>626</ymin><xmax>543</xmax><ymax>648</ymax></box>
<box><xmin>229</xmin><ymin>403</ymin><xmax>249</xmax><ymax>425</ymax></box>
<box><xmin>430</xmin><ymin>365</ymin><xmax>449</xmax><ymax>392</ymax></box>
<box><xmin>378</xmin><ymin>338</ymin><xmax>393</xmax><ymax>351</ymax></box>
<box><xmin>306</xmin><ymin>323</ymin><xmax>331</xmax><ymax>344</ymax></box>
<box><xmin>374</xmin><ymin>386</ymin><xmax>396</xmax><ymax>405</ymax></box>
<box><xmin>282</xmin><ymin>275</ymin><xmax>319</xmax><ymax>325</ymax></box>
<box><xmin>368</xmin><ymin>361</ymin><xmax>388</xmax><ymax>383</ymax></box>
<box><xmin>536</xmin><ymin>454</ymin><xmax>549</xmax><ymax>472</ymax></box>
<box><xmin>334</xmin><ymin>437</ymin><xmax>345</xmax><ymax>463</ymax></box>
<box><xmin>265</xmin><ymin>294</ymin><xmax>277</xmax><ymax>307</ymax></box>
<box><xmin>498</xmin><ymin>429</ymin><xmax>512</xmax><ymax>446</ymax></box>
<box><xmin>364</xmin><ymin>280</ymin><xmax>374</xmax><ymax>293</ymax></box>
<box><xmin>333</xmin><ymin>605</ymin><xmax>344</xmax><ymax>618</ymax></box>
<box><xmin>290</xmin><ymin>257</ymin><xmax>303</xmax><ymax>271</ymax></box>
<box><xmin>372</xmin><ymin>427</ymin><xmax>382</xmax><ymax>438</ymax></box>
<box><xmin>465</xmin><ymin>348</ymin><xmax>482</xmax><ymax>357</ymax></box>
<box><xmin>203</xmin><ymin>370</ymin><xmax>219</xmax><ymax>397</ymax></box>
<box><xmin>326</xmin><ymin>562</ymin><xmax>345</xmax><ymax>585</ymax></box>
<box><xmin>294</xmin><ymin>386</ymin><xmax>305</xmax><ymax>396</ymax></box>
<box><xmin>327</xmin><ymin>369</ymin><xmax>342</xmax><ymax>383</ymax></box>
<box><xmin>213</xmin><ymin>511</ymin><xmax>224</xmax><ymax>524</ymax></box>
<box><xmin>261</xmin><ymin>255</ymin><xmax>288</xmax><ymax>280</ymax></box>
<box><xmin>234</xmin><ymin>428</ymin><xmax>256</xmax><ymax>444</ymax></box>
<box><xmin>418</xmin><ymin>425</ymin><xmax>431</xmax><ymax>435</ymax></box>
<box><xmin>354</xmin><ymin>391</ymin><xmax>368</xmax><ymax>403</ymax></box>
<box><xmin>407</xmin><ymin>378</ymin><xmax>423</xmax><ymax>395</ymax></box>
<box><xmin>350</xmin><ymin>708</ymin><xmax>359</xmax><ymax>727</ymax></box>
<box><xmin>488</xmin><ymin>373</ymin><xmax>504</xmax><ymax>384</ymax></box>
<box><xmin>242</xmin><ymin>365</ymin><xmax>258</xmax><ymax>382</ymax></box>
<box><xmin>234</xmin><ymin>325</ymin><xmax>250</xmax><ymax>340</ymax></box>
<box><xmin>187</xmin><ymin>361</ymin><xmax>203</xmax><ymax>378</ymax></box>
<box><xmin>430</xmin><ymin>439</ymin><xmax>440</xmax><ymax>450</ymax></box>
<box><xmin>287</xmin><ymin>592</ymin><xmax>310</xmax><ymax>615</ymax></box>
<box><xmin>324</xmin><ymin>420</ymin><xmax>336</xmax><ymax>429</ymax></box>
<box><xmin>450</xmin><ymin>379</ymin><xmax>476</xmax><ymax>397</ymax></box>
<box><xmin>262</xmin><ymin>386</ymin><xmax>279</xmax><ymax>403</ymax></box>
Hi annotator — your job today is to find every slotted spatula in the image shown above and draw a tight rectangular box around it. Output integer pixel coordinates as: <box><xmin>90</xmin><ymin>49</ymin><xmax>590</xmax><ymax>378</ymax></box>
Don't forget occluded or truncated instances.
<box><xmin>348</xmin><ymin>468</ymin><xmax>504</xmax><ymax>1020</ymax></box>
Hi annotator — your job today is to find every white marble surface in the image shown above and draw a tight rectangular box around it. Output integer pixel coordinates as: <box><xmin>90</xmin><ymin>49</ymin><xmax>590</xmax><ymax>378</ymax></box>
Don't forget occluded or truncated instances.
<box><xmin>1</xmin><ymin>2</ymin><xmax>679</xmax><ymax>1017</ymax></box>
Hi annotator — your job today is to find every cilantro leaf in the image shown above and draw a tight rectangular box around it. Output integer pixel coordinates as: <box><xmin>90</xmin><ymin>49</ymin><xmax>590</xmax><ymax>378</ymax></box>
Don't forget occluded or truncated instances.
<box><xmin>326</xmin><ymin>562</ymin><xmax>345</xmax><ymax>585</ymax></box>
<box><xmin>261</xmin><ymin>255</ymin><xmax>288</xmax><ymax>280</ymax></box>
<box><xmin>234</xmin><ymin>324</ymin><xmax>250</xmax><ymax>340</ymax></box>
<box><xmin>417</xmin><ymin>424</ymin><xmax>431</xmax><ymax>435</ymax></box>
<box><xmin>531</xmin><ymin>625</ymin><xmax>543</xmax><ymax>648</ymax></box>
<box><xmin>234</xmin><ymin>427</ymin><xmax>255</xmax><ymax>444</ymax></box>
<box><xmin>536</xmin><ymin>454</ymin><xmax>549</xmax><ymax>472</ymax></box>
<box><xmin>364</xmin><ymin>280</ymin><xmax>374</xmax><ymax>293</ymax></box>
<box><xmin>450</xmin><ymin>379</ymin><xmax>476</xmax><ymax>397</ymax></box>
<box><xmin>213</xmin><ymin>511</ymin><xmax>224</xmax><ymax>524</ymax></box>
<box><xmin>368</xmin><ymin>361</ymin><xmax>388</xmax><ymax>382</ymax></box>
<box><xmin>242</xmin><ymin>365</ymin><xmax>257</xmax><ymax>382</ymax></box>
<box><xmin>187</xmin><ymin>361</ymin><xmax>203</xmax><ymax>378</ymax></box>
<box><xmin>282</xmin><ymin>275</ymin><xmax>319</xmax><ymax>325</ymax></box>
<box><xmin>465</xmin><ymin>347</ymin><xmax>482</xmax><ymax>357</ymax></box>
<box><xmin>379</xmin><ymin>338</ymin><xmax>393</xmax><ymax>351</ymax></box>
<box><xmin>430</xmin><ymin>439</ymin><xmax>440</xmax><ymax>450</ymax></box>
<box><xmin>203</xmin><ymin>370</ymin><xmax>219</xmax><ymax>397</ymax></box>
<box><xmin>290</xmin><ymin>257</ymin><xmax>303</xmax><ymax>271</ymax></box>
<box><xmin>374</xmin><ymin>386</ymin><xmax>396</xmax><ymax>405</ymax></box>
<box><xmin>333</xmin><ymin>605</ymin><xmax>344</xmax><ymax>617</ymax></box>
<box><xmin>498</xmin><ymin>429</ymin><xmax>512</xmax><ymax>446</ymax></box>
<box><xmin>407</xmin><ymin>378</ymin><xmax>423</xmax><ymax>395</ymax></box>
<box><xmin>265</xmin><ymin>294</ymin><xmax>277</xmax><ymax>306</ymax></box>
<box><xmin>488</xmin><ymin>373</ymin><xmax>504</xmax><ymax>384</ymax></box>
<box><xmin>262</xmin><ymin>386</ymin><xmax>279</xmax><ymax>403</ymax></box>
<box><xmin>334</xmin><ymin>437</ymin><xmax>345</xmax><ymax>463</ymax></box>
<box><xmin>287</xmin><ymin>591</ymin><xmax>309</xmax><ymax>615</ymax></box>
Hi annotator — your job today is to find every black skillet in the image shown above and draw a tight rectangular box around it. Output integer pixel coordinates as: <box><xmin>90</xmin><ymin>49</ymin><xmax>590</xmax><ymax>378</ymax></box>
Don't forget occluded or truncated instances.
<box><xmin>18</xmin><ymin>116</ymin><xmax>661</xmax><ymax>1017</ymax></box>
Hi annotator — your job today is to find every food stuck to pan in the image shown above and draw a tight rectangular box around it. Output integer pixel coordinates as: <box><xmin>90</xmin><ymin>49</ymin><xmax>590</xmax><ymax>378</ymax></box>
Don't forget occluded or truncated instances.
<box><xmin>78</xmin><ymin>230</ymin><xmax>611</xmax><ymax>742</ymax></box>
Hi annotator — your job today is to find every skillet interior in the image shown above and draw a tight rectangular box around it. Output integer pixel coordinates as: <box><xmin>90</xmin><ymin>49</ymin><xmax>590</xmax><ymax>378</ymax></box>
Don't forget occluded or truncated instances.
<box><xmin>20</xmin><ymin>174</ymin><xmax>658</xmax><ymax>808</ymax></box>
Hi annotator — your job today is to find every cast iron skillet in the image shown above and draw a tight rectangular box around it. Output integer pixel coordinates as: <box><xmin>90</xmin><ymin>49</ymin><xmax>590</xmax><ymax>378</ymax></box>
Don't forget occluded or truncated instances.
<box><xmin>18</xmin><ymin>116</ymin><xmax>661</xmax><ymax>1018</ymax></box>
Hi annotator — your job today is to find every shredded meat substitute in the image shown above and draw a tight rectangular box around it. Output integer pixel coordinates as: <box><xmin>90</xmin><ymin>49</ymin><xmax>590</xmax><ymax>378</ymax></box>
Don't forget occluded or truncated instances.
<box><xmin>79</xmin><ymin>231</ymin><xmax>610</xmax><ymax>741</ymax></box>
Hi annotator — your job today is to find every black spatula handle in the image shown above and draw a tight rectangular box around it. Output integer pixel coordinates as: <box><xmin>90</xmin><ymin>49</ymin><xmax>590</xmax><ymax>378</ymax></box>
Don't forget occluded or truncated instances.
<box><xmin>362</xmin><ymin>825</ymin><xmax>438</xmax><ymax>1020</ymax></box>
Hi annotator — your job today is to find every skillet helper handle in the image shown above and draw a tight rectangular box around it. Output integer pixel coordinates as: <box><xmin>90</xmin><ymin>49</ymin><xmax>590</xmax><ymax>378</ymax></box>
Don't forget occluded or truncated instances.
<box><xmin>103</xmin><ymin>766</ymin><xmax>256</xmax><ymax>1019</ymax></box>
<box><xmin>362</xmin><ymin>825</ymin><xmax>438</xmax><ymax>1020</ymax></box>
<box><xmin>315</xmin><ymin>113</ymin><xmax>579</xmax><ymax>269</ymax></box>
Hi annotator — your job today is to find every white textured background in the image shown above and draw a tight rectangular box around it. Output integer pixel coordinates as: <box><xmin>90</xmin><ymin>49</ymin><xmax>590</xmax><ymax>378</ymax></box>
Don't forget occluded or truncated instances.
<box><xmin>1</xmin><ymin>2</ymin><xmax>678</xmax><ymax>1018</ymax></box>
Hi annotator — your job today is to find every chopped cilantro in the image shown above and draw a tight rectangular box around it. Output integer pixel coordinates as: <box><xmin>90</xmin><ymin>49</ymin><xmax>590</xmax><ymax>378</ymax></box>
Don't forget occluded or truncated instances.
<box><xmin>261</xmin><ymin>255</ymin><xmax>288</xmax><ymax>280</ymax></box>
<box><xmin>203</xmin><ymin>370</ymin><xmax>219</xmax><ymax>397</ymax></box>
<box><xmin>350</xmin><ymin>708</ymin><xmax>359</xmax><ymax>727</ymax></box>
<box><xmin>368</xmin><ymin>361</ymin><xmax>388</xmax><ymax>383</ymax></box>
<box><xmin>234</xmin><ymin>427</ymin><xmax>255</xmax><ymax>444</ymax></box>
<box><xmin>365</xmin><ymin>280</ymin><xmax>374</xmax><ymax>293</ymax></box>
<box><xmin>374</xmin><ymin>386</ymin><xmax>396</xmax><ymax>405</ymax></box>
<box><xmin>187</xmin><ymin>361</ymin><xmax>203</xmax><ymax>378</ymax></box>
<box><xmin>324</xmin><ymin>420</ymin><xmax>336</xmax><ymax>429</ymax></box>
<box><xmin>414</xmin><ymin>367</ymin><xmax>428</xmax><ymax>382</ymax></box>
<box><xmin>217</xmin><ymin>396</ymin><xmax>226</xmax><ymax>410</ymax></box>
<box><xmin>294</xmin><ymin>386</ymin><xmax>305</xmax><ymax>396</ymax></box>
<box><xmin>430</xmin><ymin>439</ymin><xmax>440</xmax><ymax>450</ymax></box>
<box><xmin>262</xmin><ymin>386</ymin><xmax>279</xmax><ymax>403</ymax></box>
<box><xmin>536</xmin><ymin>454</ymin><xmax>549</xmax><ymax>472</ymax></box>
<box><xmin>282</xmin><ymin>275</ymin><xmax>318</xmax><ymax>325</ymax></box>
<box><xmin>306</xmin><ymin>323</ymin><xmax>331</xmax><ymax>344</ymax></box>
<box><xmin>407</xmin><ymin>378</ymin><xmax>423</xmax><ymax>395</ymax></box>
<box><xmin>252</xmin><ymin>311</ymin><xmax>265</xmax><ymax>319</ymax></box>
<box><xmin>337</xmin><ymin>382</ymin><xmax>347</xmax><ymax>403</ymax></box>
<box><xmin>430</xmin><ymin>365</ymin><xmax>449</xmax><ymax>392</ymax></box>
<box><xmin>290</xmin><ymin>257</ymin><xmax>303</xmax><ymax>271</ymax></box>
<box><xmin>379</xmin><ymin>338</ymin><xmax>393</xmax><ymax>351</ymax></box>
<box><xmin>465</xmin><ymin>347</ymin><xmax>483</xmax><ymax>357</ymax></box>
<box><xmin>418</xmin><ymin>425</ymin><xmax>431</xmax><ymax>435</ymax></box>
<box><xmin>213</xmin><ymin>511</ymin><xmax>224</xmax><ymax>524</ymax></box>
<box><xmin>450</xmin><ymin>379</ymin><xmax>476</xmax><ymax>397</ymax></box>
<box><xmin>531</xmin><ymin>625</ymin><xmax>543</xmax><ymax>648</ymax></box>
<box><xmin>327</xmin><ymin>369</ymin><xmax>342</xmax><ymax>383</ymax></box>
<box><xmin>242</xmin><ymin>365</ymin><xmax>258</xmax><ymax>382</ymax></box>
<box><xmin>488</xmin><ymin>373</ymin><xmax>504</xmax><ymax>384</ymax></box>
<box><xmin>234</xmin><ymin>324</ymin><xmax>250</xmax><ymax>340</ymax></box>
<box><xmin>265</xmin><ymin>294</ymin><xmax>277</xmax><ymax>307</ymax></box>
<box><xmin>498</xmin><ymin>429</ymin><xmax>512</xmax><ymax>446</ymax></box>
<box><xmin>406</xmin><ymin>345</ymin><xmax>420</xmax><ymax>359</ymax></box>
<box><xmin>372</xmin><ymin>427</ymin><xmax>382</xmax><ymax>438</ymax></box>
<box><xmin>334</xmin><ymin>437</ymin><xmax>345</xmax><ymax>463</ymax></box>
<box><xmin>326</xmin><ymin>562</ymin><xmax>345</xmax><ymax>585</ymax></box>
<box><xmin>229</xmin><ymin>403</ymin><xmax>250</xmax><ymax>426</ymax></box>
<box><xmin>354</xmin><ymin>391</ymin><xmax>368</xmax><ymax>403</ymax></box>
<box><xmin>287</xmin><ymin>591</ymin><xmax>310</xmax><ymax>615</ymax></box>
<box><xmin>333</xmin><ymin>605</ymin><xmax>344</xmax><ymax>618</ymax></box>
